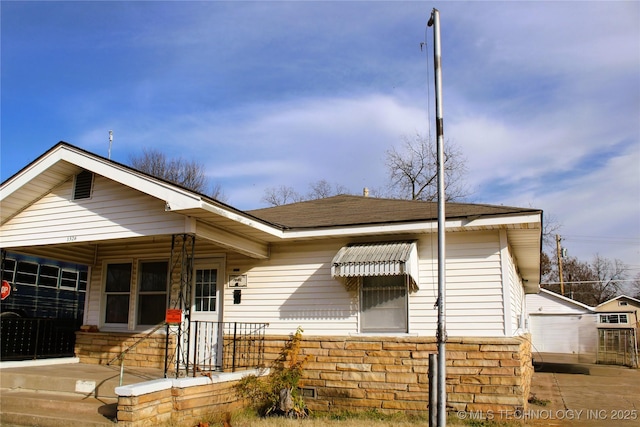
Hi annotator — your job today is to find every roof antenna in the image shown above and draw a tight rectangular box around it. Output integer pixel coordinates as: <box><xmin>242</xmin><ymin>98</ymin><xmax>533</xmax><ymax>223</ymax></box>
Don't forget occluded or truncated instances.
<box><xmin>108</xmin><ymin>130</ymin><xmax>113</xmax><ymax>159</ymax></box>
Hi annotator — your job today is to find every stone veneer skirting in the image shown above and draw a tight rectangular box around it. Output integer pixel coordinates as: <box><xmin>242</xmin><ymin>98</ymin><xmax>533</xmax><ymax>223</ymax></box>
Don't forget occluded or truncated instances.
<box><xmin>262</xmin><ymin>334</ymin><xmax>534</xmax><ymax>415</ymax></box>
<box><xmin>76</xmin><ymin>331</ymin><xmax>533</xmax><ymax>424</ymax></box>
<box><xmin>115</xmin><ymin>369</ymin><xmax>266</xmax><ymax>426</ymax></box>
<box><xmin>75</xmin><ymin>331</ymin><xmax>173</xmax><ymax>369</ymax></box>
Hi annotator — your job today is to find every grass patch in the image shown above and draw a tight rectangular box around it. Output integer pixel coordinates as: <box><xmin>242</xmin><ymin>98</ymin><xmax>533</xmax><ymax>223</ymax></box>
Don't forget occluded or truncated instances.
<box><xmin>175</xmin><ymin>407</ymin><xmax>531</xmax><ymax>427</ymax></box>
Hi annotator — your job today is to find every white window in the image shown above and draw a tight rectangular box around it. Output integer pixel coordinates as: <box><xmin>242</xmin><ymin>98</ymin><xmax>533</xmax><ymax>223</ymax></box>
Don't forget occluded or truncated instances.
<box><xmin>15</xmin><ymin>261</ymin><xmax>38</xmax><ymax>286</ymax></box>
<box><xmin>136</xmin><ymin>261</ymin><xmax>168</xmax><ymax>326</ymax></box>
<box><xmin>360</xmin><ymin>275</ymin><xmax>408</xmax><ymax>333</ymax></box>
<box><xmin>618</xmin><ymin>301</ymin><xmax>628</xmax><ymax>307</ymax></box>
<box><xmin>599</xmin><ymin>314</ymin><xmax>628</xmax><ymax>324</ymax></box>
<box><xmin>194</xmin><ymin>268</ymin><xmax>218</xmax><ymax>312</ymax></box>
<box><xmin>2</xmin><ymin>258</ymin><xmax>17</xmax><ymax>283</ymax></box>
<box><xmin>104</xmin><ymin>263</ymin><xmax>132</xmax><ymax>325</ymax></box>
<box><xmin>60</xmin><ymin>269</ymin><xmax>79</xmax><ymax>289</ymax></box>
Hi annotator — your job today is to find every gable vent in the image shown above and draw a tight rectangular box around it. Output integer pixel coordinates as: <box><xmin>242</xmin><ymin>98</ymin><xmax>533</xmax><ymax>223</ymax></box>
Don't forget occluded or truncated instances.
<box><xmin>73</xmin><ymin>170</ymin><xmax>94</xmax><ymax>200</ymax></box>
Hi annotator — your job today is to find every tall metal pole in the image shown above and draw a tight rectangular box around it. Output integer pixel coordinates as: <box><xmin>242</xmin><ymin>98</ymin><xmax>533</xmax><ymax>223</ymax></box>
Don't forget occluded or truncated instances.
<box><xmin>428</xmin><ymin>8</ymin><xmax>447</xmax><ymax>427</ymax></box>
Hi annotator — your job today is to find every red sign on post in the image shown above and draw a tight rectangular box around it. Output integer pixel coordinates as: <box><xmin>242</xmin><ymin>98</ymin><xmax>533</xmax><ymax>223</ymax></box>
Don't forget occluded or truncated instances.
<box><xmin>165</xmin><ymin>309</ymin><xmax>182</xmax><ymax>324</ymax></box>
<box><xmin>1</xmin><ymin>280</ymin><xmax>11</xmax><ymax>301</ymax></box>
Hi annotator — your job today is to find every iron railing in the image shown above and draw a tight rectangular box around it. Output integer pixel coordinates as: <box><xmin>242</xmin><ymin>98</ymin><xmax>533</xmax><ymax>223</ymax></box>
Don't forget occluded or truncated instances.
<box><xmin>0</xmin><ymin>317</ymin><xmax>78</xmax><ymax>361</ymax></box>
<box><xmin>191</xmin><ymin>321</ymin><xmax>268</xmax><ymax>375</ymax></box>
<box><xmin>107</xmin><ymin>322</ymin><xmax>167</xmax><ymax>385</ymax></box>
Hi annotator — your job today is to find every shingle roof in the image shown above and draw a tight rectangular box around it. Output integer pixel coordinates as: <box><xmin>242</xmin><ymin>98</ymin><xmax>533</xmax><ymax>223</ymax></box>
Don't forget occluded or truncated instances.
<box><xmin>247</xmin><ymin>195</ymin><xmax>541</xmax><ymax>229</ymax></box>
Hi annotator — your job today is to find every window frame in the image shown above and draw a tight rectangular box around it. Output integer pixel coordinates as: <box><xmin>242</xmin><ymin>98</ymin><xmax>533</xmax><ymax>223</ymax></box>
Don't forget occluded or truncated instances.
<box><xmin>102</xmin><ymin>261</ymin><xmax>133</xmax><ymax>328</ymax></box>
<box><xmin>38</xmin><ymin>264</ymin><xmax>61</xmax><ymax>288</ymax></box>
<box><xmin>136</xmin><ymin>260</ymin><xmax>169</xmax><ymax>327</ymax></box>
<box><xmin>359</xmin><ymin>274</ymin><xmax>409</xmax><ymax>334</ymax></box>
<box><xmin>15</xmin><ymin>260</ymin><xmax>39</xmax><ymax>287</ymax></box>
<box><xmin>1</xmin><ymin>258</ymin><xmax>17</xmax><ymax>283</ymax></box>
<box><xmin>193</xmin><ymin>266</ymin><xmax>219</xmax><ymax>313</ymax></box>
<box><xmin>599</xmin><ymin>313</ymin><xmax>629</xmax><ymax>324</ymax></box>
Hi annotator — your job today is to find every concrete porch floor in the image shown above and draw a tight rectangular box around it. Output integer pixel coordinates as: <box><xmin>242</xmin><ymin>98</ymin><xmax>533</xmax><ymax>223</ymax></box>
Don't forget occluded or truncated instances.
<box><xmin>0</xmin><ymin>359</ymin><xmax>166</xmax><ymax>427</ymax></box>
<box><xmin>0</xmin><ymin>358</ymin><xmax>165</xmax><ymax>397</ymax></box>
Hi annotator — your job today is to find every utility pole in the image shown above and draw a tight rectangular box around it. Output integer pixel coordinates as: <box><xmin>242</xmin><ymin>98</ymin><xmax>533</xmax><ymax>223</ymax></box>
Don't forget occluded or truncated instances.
<box><xmin>556</xmin><ymin>234</ymin><xmax>565</xmax><ymax>296</ymax></box>
<box><xmin>428</xmin><ymin>8</ymin><xmax>447</xmax><ymax>427</ymax></box>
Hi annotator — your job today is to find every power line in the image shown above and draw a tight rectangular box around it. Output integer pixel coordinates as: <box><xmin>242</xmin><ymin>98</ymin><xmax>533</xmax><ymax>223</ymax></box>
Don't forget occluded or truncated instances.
<box><xmin>542</xmin><ymin>279</ymin><xmax>639</xmax><ymax>285</ymax></box>
<box><xmin>563</xmin><ymin>234</ymin><xmax>640</xmax><ymax>245</ymax></box>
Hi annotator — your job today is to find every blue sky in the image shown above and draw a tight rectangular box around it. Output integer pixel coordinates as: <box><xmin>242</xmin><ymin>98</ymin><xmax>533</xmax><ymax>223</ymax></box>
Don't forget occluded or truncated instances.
<box><xmin>1</xmin><ymin>1</ymin><xmax>639</xmax><ymax>274</ymax></box>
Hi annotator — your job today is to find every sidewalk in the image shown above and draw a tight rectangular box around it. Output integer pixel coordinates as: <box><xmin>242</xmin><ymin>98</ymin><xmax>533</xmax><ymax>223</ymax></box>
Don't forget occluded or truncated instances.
<box><xmin>528</xmin><ymin>360</ymin><xmax>640</xmax><ymax>426</ymax></box>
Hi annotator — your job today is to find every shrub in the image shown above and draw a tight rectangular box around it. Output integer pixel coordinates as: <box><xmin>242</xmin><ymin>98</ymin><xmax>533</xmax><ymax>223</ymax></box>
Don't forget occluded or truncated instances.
<box><xmin>236</xmin><ymin>326</ymin><xmax>310</xmax><ymax>418</ymax></box>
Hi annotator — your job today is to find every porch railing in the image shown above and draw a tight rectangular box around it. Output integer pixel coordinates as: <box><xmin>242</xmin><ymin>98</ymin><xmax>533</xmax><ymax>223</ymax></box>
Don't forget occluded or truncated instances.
<box><xmin>192</xmin><ymin>321</ymin><xmax>268</xmax><ymax>375</ymax></box>
<box><xmin>0</xmin><ymin>317</ymin><xmax>78</xmax><ymax>361</ymax></box>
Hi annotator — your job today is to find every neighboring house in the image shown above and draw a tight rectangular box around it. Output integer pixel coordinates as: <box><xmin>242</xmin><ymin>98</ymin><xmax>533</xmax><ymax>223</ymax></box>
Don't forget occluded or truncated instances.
<box><xmin>526</xmin><ymin>288</ymin><xmax>597</xmax><ymax>363</ymax></box>
<box><xmin>526</xmin><ymin>290</ymin><xmax>639</xmax><ymax>367</ymax></box>
<box><xmin>594</xmin><ymin>296</ymin><xmax>640</xmax><ymax>367</ymax></box>
<box><xmin>0</xmin><ymin>142</ymin><xmax>543</xmax><ymax>414</ymax></box>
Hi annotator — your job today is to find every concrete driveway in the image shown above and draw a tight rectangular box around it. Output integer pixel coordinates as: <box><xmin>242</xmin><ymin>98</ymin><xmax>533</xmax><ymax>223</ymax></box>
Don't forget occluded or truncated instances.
<box><xmin>528</xmin><ymin>360</ymin><xmax>640</xmax><ymax>426</ymax></box>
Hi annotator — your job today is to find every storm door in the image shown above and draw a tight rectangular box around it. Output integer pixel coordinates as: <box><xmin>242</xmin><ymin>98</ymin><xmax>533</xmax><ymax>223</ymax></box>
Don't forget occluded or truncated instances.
<box><xmin>190</xmin><ymin>259</ymin><xmax>224</xmax><ymax>372</ymax></box>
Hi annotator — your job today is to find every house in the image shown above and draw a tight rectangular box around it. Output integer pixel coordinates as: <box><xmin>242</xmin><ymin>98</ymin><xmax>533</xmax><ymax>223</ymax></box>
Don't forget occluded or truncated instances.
<box><xmin>1</xmin><ymin>142</ymin><xmax>543</xmax><ymax>416</ymax></box>
<box><xmin>525</xmin><ymin>288</ymin><xmax>597</xmax><ymax>363</ymax></box>
<box><xmin>526</xmin><ymin>290</ymin><xmax>639</xmax><ymax>367</ymax></box>
<box><xmin>594</xmin><ymin>296</ymin><xmax>640</xmax><ymax>366</ymax></box>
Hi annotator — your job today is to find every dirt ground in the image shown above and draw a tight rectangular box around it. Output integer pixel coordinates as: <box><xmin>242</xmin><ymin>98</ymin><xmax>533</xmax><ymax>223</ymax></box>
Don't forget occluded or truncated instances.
<box><xmin>211</xmin><ymin>361</ymin><xmax>640</xmax><ymax>427</ymax></box>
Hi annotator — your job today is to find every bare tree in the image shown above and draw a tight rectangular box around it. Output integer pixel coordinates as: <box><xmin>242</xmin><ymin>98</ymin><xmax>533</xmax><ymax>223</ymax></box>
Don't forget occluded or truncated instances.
<box><xmin>589</xmin><ymin>255</ymin><xmax>628</xmax><ymax>305</ymax></box>
<box><xmin>262</xmin><ymin>180</ymin><xmax>351</xmax><ymax>207</ymax></box>
<box><xmin>543</xmin><ymin>253</ymin><xmax>628</xmax><ymax>305</ymax></box>
<box><xmin>630</xmin><ymin>273</ymin><xmax>640</xmax><ymax>299</ymax></box>
<box><xmin>306</xmin><ymin>180</ymin><xmax>349</xmax><ymax>200</ymax></box>
<box><xmin>261</xmin><ymin>185</ymin><xmax>304</xmax><ymax>207</ymax></box>
<box><xmin>129</xmin><ymin>148</ymin><xmax>227</xmax><ymax>201</ymax></box>
<box><xmin>385</xmin><ymin>133</ymin><xmax>469</xmax><ymax>201</ymax></box>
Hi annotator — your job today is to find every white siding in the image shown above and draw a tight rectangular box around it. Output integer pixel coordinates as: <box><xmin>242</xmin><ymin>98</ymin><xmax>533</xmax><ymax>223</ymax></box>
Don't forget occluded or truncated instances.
<box><xmin>223</xmin><ymin>240</ymin><xmax>358</xmax><ymax>335</ymax></box>
<box><xmin>82</xmin><ymin>229</ymin><xmax>513</xmax><ymax>338</ymax></box>
<box><xmin>221</xmin><ymin>231</ymin><xmax>508</xmax><ymax>337</ymax></box>
<box><xmin>526</xmin><ymin>292</ymin><xmax>593</xmax><ymax>315</ymax></box>
<box><xmin>1</xmin><ymin>175</ymin><xmax>187</xmax><ymax>247</ymax></box>
<box><xmin>85</xmin><ymin>237</ymin><xmax>230</xmax><ymax>329</ymax></box>
<box><xmin>417</xmin><ymin>231</ymin><xmax>505</xmax><ymax>337</ymax></box>
<box><xmin>500</xmin><ymin>230</ymin><xmax>526</xmax><ymax>336</ymax></box>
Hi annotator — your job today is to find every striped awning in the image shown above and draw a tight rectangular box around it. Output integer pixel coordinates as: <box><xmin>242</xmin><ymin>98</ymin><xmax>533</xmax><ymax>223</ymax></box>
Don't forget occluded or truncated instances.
<box><xmin>331</xmin><ymin>241</ymin><xmax>419</xmax><ymax>293</ymax></box>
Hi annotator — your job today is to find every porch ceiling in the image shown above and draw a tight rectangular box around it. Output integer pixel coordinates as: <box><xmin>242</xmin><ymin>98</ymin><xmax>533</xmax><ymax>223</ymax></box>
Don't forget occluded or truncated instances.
<box><xmin>5</xmin><ymin>235</ymin><xmax>229</xmax><ymax>266</ymax></box>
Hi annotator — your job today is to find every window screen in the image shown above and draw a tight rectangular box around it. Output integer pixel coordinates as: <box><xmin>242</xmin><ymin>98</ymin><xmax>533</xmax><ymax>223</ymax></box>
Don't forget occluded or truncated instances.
<box><xmin>360</xmin><ymin>275</ymin><xmax>407</xmax><ymax>333</ymax></box>
<box><xmin>137</xmin><ymin>261</ymin><xmax>168</xmax><ymax>325</ymax></box>
<box><xmin>104</xmin><ymin>263</ymin><xmax>132</xmax><ymax>324</ymax></box>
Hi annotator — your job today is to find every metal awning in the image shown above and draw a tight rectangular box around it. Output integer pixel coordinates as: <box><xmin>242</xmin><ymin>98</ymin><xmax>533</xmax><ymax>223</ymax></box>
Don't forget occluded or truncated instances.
<box><xmin>331</xmin><ymin>241</ymin><xmax>419</xmax><ymax>293</ymax></box>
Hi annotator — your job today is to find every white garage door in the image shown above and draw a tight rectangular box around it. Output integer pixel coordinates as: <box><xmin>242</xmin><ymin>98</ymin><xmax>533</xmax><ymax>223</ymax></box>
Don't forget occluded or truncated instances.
<box><xmin>530</xmin><ymin>315</ymin><xmax>581</xmax><ymax>354</ymax></box>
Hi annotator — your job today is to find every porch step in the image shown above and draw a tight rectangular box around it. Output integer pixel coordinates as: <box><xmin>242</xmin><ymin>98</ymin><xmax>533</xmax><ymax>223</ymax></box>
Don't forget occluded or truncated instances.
<box><xmin>0</xmin><ymin>389</ymin><xmax>116</xmax><ymax>427</ymax></box>
<box><xmin>0</xmin><ymin>362</ymin><xmax>161</xmax><ymax>398</ymax></box>
<box><xmin>0</xmin><ymin>362</ymin><xmax>164</xmax><ymax>426</ymax></box>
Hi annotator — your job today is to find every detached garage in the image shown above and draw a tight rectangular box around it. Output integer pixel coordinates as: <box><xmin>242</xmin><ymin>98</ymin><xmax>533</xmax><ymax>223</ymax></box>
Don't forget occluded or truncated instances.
<box><xmin>527</xmin><ymin>289</ymin><xmax>597</xmax><ymax>363</ymax></box>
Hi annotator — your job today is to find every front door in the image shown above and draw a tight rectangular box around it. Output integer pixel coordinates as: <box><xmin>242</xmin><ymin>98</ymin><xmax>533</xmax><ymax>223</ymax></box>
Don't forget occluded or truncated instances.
<box><xmin>190</xmin><ymin>258</ymin><xmax>224</xmax><ymax>371</ymax></box>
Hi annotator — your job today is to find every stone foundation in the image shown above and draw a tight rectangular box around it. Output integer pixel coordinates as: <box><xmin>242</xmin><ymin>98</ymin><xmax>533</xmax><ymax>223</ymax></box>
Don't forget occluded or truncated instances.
<box><xmin>77</xmin><ymin>330</ymin><xmax>533</xmax><ymax>420</ymax></box>
<box><xmin>75</xmin><ymin>331</ymin><xmax>173</xmax><ymax>370</ymax></box>
<box><xmin>115</xmin><ymin>370</ymin><xmax>264</xmax><ymax>426</ymax></box>
<box><xmin>262</xmin><ymin>334</ymin><xmax>533</xmax><ymax>415</ymax></box>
